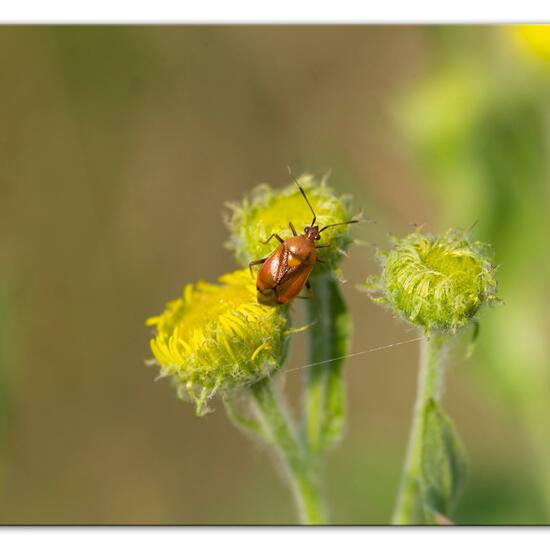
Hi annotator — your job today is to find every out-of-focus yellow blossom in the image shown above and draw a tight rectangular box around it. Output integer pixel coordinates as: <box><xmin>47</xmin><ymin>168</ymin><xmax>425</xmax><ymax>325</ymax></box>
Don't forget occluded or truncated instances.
<box><xmin>510</xmin><ymin>25</ymin><xmax>550</xmax><ymax>62</ymax></box>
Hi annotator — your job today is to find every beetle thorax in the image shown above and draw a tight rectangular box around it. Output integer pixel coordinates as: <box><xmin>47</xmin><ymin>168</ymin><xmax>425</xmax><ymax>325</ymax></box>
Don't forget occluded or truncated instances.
<box><xmin>286</xmin><ymin>235</ymin><xmax>316</xmax><ymax>261</ymax></box>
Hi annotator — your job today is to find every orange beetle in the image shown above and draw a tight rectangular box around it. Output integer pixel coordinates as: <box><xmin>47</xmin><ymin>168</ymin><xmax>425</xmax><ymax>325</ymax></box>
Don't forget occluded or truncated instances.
<box><xmin>249</xmin><ymin>183</ymin><xmax>358</xmax><ymax>305</ymax></box>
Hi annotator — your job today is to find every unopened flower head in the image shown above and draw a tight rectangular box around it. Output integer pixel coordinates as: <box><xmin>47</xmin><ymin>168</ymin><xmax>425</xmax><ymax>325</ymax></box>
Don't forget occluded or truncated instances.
<box><xmin>226</xmin><ymin>173</ymin><xmax>356</xmax><ymax>275</ymax></box>
<box><xmin>146</xmin><ymin>269</ymin><xmax>289</xmax><ymax>415</ymax></box>
<box><xmin>366</xmin><ymin>229</ymin><xmax>499</xmax><ymax>333</ymax></box>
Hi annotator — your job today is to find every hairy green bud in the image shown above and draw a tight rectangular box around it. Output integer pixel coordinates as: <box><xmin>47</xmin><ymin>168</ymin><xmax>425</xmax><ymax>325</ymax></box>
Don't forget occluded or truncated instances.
<box><xmin>226</xmin><ymin>173</ymin><xmax>356</xmax><ymax>275</ymax></box>
<box><xmin>365</xmin><ymin>229</ymin><xmax>499</xmax><ymax>333</ymax></box>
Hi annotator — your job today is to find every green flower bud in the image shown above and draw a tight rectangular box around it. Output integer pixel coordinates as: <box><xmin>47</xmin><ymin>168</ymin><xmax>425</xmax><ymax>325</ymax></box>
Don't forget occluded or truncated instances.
<box><xmin>365</xmin><ymin>229</ymin><xmax>499</xmax><ymax>333</ymax></box>
<box><xmin>146</xmin><ymin>269</ymin><xmax>289</xmax><ymax>415</ymax></box>
<box><xmin>226</xmin><ymin>173</ymin><xmax>356</xmax><ymax>274</ymax></box>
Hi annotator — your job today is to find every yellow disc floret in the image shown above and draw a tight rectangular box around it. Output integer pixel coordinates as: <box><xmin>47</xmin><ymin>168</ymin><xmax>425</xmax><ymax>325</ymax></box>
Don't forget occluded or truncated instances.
<box><xmin>146</xmin><ymin>269</ymin><xmax>289</xmax><ymax>415</ymax></box>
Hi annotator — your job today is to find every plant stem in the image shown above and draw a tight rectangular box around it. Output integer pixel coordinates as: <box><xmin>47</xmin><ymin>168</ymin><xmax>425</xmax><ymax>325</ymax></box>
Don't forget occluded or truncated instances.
<box><xmin>0</xmin><ymin>280</ymin><xmax>16</xmax><ymax>498</ymax></box>
<box><xmin>250</xmin><ymin>378</ymin><xmax>327</xmax><ymax>524</ymax></box>
<box><xmin>304</xmin><ymin>272</ymin><xmax>351</xmax><ymax>456</ymax></box>
<box><xmin>519</xmin><ymin>386</ymin><xmax>550</xmax><ymax>521</ymax></box>
<box><xmin>392</xmin><ymin>331</ymin><xmax>448</xmax><ymax>525</ymax></box>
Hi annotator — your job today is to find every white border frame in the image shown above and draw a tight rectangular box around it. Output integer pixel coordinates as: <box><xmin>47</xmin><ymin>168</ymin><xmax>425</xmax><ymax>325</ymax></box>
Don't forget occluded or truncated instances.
<box><xmin>0</xmin><ymin>0</ymin><xmax>549</xmax><ymax>23</ymax></box>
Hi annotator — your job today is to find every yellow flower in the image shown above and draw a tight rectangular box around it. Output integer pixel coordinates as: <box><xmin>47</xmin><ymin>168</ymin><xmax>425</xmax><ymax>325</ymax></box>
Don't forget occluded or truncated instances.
<box><xmin>510</xmin><ymin>25</ymin><xmax>550</xmax><ymax>62</ymax></box>
<box><xmin>146</xmin><ymin>269</ymin><xmax>289</xmax><ymax>415</ymax></box>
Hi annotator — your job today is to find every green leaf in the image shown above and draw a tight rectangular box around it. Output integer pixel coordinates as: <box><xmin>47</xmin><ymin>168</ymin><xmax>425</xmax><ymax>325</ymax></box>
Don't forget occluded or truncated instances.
<box><xmin>305</xmin><ymin>273</ymin><xmax>351</xmax><ymax>453</ymax></box>
<box><xmin>420</xmin><ymin>399</ymin><xmax>466</xmax><ymax>522</ymax></box>
<box><xmin>321</xmin><ymin>291</ymin><xmax>351</xmax><ymax>449</ymax></box>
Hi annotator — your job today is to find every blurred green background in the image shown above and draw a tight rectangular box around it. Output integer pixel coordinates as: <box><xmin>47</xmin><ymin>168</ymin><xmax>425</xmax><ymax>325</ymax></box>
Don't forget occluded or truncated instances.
<box><xmin>0</xmin><ymin>25</ymin><xmax>549</xmax><ymax>524</ymax></box>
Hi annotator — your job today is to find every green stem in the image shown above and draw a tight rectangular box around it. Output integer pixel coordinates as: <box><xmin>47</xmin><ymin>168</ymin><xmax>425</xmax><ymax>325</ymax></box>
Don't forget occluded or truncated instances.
<box><xmin>392</xmin><ymin>331</ymin><xmax>448</xmax><ymax>525</ymax></box>
<box><xmin>0</xmin><ymin>280</ymin><xmax>16</xmax><ymax>498</ymax></box>
<box><xmin>250</xmin><ymin>378</ymin><xmax>327</xmax><ymax>524</ymax></box>
<box><xmin>519</xmin><ymin>387</ymin><xmax>550</xmax><ymax>521</ymax></box>
<box><xmin>304</xmin><ymin>272</ymin><xmax>351</xmax><ymax>456</ymax></box>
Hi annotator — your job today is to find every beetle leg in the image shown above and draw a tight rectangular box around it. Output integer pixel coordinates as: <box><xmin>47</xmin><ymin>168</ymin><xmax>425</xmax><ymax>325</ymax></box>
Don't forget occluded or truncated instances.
<box><xmin>315</xmin><ymin>244</ymin><xmax>330</xmax><ymax>249</ymax></box>
<box><xmin>289</xmin><ymin>221</ymin><xmax>298</xmax><ymax>236</ymax></box>
<box><xmin>261</xmin><ymin>233</ymin><xmax>285</xmax><ymax>245</ymax></box>
<box><xmin>316</xmin><ymin>257</ymin><xmax>326</xmax><ymax>264</ymax></box>
<box><xmin>249</xmin><ymin>257</ymin><xmax>267</xmax><ymax>278</ymax></box>
<box><xmin>305</xmin><ymin>279</ymin><xmax>314</xmax><ymax>299</ymax></box>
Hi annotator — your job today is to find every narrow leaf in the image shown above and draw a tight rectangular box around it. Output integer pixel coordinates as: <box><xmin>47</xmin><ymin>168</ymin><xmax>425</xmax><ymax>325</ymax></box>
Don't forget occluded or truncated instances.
<box><xmin>420</xmin><ymin>399</ymin><xmax>466</xmax><ymax>522</ymax></box>
<box><xmin>305</xmin><ymin>273</ymin><xmax>351</xmax><ymax>453</ymax></box>
<box><xmin>321</xmin><ymin>290</ymin><xmax>351</xmax><ymax>448</ymax></box>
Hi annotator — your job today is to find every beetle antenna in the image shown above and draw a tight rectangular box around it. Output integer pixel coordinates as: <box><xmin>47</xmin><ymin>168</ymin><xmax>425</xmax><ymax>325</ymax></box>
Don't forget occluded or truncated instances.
<box><xmin>287</xmin><ymin>166</ymin><xmax>316</xmax><ymax>226</ymax></box>
<box><xmin>319</xmin><ymin>219</ymin><xmax>359</xmax><ymax>233</ymax></box>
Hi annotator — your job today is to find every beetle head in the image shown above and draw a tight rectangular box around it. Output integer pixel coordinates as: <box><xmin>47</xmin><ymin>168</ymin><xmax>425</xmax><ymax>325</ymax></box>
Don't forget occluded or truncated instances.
<box><xmin>304</xmin><ymin>225</ymin><xmax>321</xmax><ymax>241</ymax></box>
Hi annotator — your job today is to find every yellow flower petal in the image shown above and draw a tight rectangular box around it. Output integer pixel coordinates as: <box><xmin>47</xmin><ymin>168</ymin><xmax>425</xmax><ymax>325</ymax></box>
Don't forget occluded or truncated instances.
<box><xmin>146</xmin><ymin>269</ymin><xmax>289</xmax><ymax>415</ymax></box>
